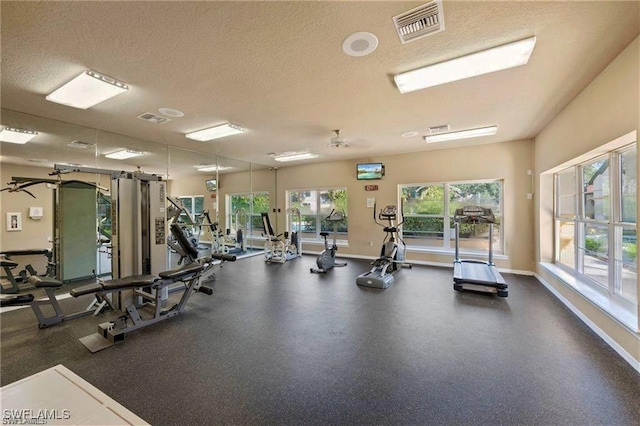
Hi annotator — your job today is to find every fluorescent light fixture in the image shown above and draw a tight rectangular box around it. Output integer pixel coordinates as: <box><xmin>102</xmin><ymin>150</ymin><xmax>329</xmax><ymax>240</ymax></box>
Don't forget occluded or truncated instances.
<box><xmin>424</xmin><ymin>126</ymin><xmax>497</xmax><ymax>143</ymax></box>
<box><xmin>46</xmin><ymin>70</ymin><xmax>128</xmax><ymax>109</ymax></box>
<box><xmin>273</xmin><ymin>152</ymin><xmax>318</xmax><ymax>162</ymax></box>
<box><xmin>194</xmin><ymin>164</ymin><xmax>232</xmax><ymax>172</ymax></box>
<box><xmin>394</xmin><ymin>36</ymin><xmax>537</xmax><ymax>93</ymax></box>
<box><xmin>186</xmin><ymin>123</ymin><xmax>245</xmax><ymax>141</ymax></box>
<box><xmin>104</xmin><ymin>149</ymin><xmax>144</xmax><ymax>160</ymax></box>
<box><xmin>0</xmin><ymin>127</ymin><xmax>38</xmax><ymax>144</ymax></box>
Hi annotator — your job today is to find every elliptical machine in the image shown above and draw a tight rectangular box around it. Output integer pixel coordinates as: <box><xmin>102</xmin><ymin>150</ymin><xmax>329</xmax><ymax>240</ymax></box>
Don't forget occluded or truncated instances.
<box><xmin>310</xmin><ymin>209</ymin><xmax>347</xmax><ymax>273</ymax></box>
<box><xmin>356</xmin><ymin>203</ymin><xmax>411</xmax><ymax>289</ymax></box>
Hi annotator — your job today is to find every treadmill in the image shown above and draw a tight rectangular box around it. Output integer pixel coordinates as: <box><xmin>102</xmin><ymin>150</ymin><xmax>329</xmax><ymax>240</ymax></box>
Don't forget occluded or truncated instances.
<box><xmin>453</xmin><ymin>206</ymin><xmax>508</xmax><ymax>297</ymax></box>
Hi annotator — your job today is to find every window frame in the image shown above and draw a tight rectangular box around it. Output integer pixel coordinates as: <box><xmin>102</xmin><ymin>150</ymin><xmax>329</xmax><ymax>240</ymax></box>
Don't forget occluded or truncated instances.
<box><xmin>399</xmin><ymin>179</ymin><xmax>504</xmax><ymax>254</ymax></box>
<box><xmin>286</xmin><ymin>187</ymin><xmax>348</xmax><ymax>243</ymax></box>
<box><xmin>226</xmin><ymin>191</ymin><xmax>270</xmax><ymax>240</ymax></box>
<box><xmin>553</xmin><ymin>142</ymin><xmax>637</xmax><ymax>308</ymax></box>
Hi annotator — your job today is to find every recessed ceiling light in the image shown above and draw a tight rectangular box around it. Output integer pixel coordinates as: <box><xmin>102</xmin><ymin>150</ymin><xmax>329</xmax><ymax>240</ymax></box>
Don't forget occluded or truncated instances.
<box><xmin>104</xmin><ymin>149</ymin><xmax>145</xmax><ymax>160</ymax></box>
<box><xmin>271</xmin><ymin>152</ymin><xmax>318</xmax><ymax>162</ymax></box>
<box><xmin>46</xmin><ymin>70</ymin><xmax>128</xmax><ymax>109</ymax></box>
<box><xmin>343</xmin><ymin>32</ymin><xmax>379</xmax><ymax>57</ymax></box>
<box><xmin>0</xmin><ymin>127</ymin><xmax>38</xmax><ymax>144</ymax></box>
<box><xmin>401</xmin><ymin>131</ymin><xmax>419</xmax><ymax>138</ymax></box>
<box><xmin>394</xmin><ymin>36</ymin><xmax>537</xmax><ymax>93</ymax></box>
<box><xmin>424</xmin><ymin>126</ymin><xmax>497</xmax><ymax>143</ymax></box>
<box><xmin>186</xmin><ymin>123</ymin><xmax>245</xmax><ymax>141</ymax></box>
<box><xmin>158</xmin><ymin>108</ymin><xmax>185</xmax><ymax>118</ymax></box>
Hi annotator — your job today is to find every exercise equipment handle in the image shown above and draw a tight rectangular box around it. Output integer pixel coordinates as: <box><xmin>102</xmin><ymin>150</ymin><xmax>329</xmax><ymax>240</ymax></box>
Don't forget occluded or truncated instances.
<box><xmin>198</xmin><ymin>286</ymin><xmax>214</xmax><ymax>295</ymax></box>
<box><xmin>211</xmin><ymin>253</ymin><xmax>237</xmax><ymax>262</ymax></box>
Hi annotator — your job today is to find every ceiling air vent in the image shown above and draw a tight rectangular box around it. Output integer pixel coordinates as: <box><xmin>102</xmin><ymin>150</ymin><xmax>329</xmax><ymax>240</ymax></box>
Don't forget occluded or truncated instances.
<box><xmin>67</xmin><ymin>140</ymin><xmax>95</xmax><ymax>149</ymax></box>
<box><xmin>428</xmin><ymin>124</ymin><xmax>450</xmax><ymax>134</ymax></box>
<box><xmin>137</xmin><ymin>112</ymin><xmax>170</xmax><ymax>124</ymax></box>
<box><xmin>393</xmin><ymin>0</ymin><xmax>445</xmax><ymax>44</ymax></box>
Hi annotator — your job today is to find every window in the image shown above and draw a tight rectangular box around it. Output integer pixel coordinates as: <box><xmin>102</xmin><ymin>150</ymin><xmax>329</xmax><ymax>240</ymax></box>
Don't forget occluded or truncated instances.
<box><xmin>554</xmin><ymin>143</ymin><xmax>637</xmax><ymax>305</ymax></box>
<box><xmin>177</xmin><ymin>195</ymin><xmax>205</xmax><ymax>233</ymax></box>
<box><xmin>228</xmin><ymin>192</ymin><xmax>270</xmax><ymax>239</ymax></box>
<box><xmin>400</xmin><ymin>180</ymin><xmax>503</xmax><ymax>253</ymax></box>
<box><xmin>288</xmin><ymin>188</ymin><xmax>348</xmax><ymax>242</ymax></box>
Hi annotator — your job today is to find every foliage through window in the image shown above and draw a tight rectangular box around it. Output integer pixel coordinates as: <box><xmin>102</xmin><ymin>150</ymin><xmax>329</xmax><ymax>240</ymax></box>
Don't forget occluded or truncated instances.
<box><xmin>228</xmin><ymin>192</ymin><xmax>270</xmax><ymax>239</ymax></box>
<box><xmin>554</xmin><ymin>143</ymin><xmax>637</xmax><ymax>305</ymax></box>
<box><xmin>177</xmin><ymin>195</ymin><xmax>205</xmax><ymax>236</ymax></box>
<box><xmin>288</xmin><ymin>188</ymin><xmax>348</xmax><ymax>241</ymax></box>
<box><xmin>400</xmin><ymin>180</ymin><xmax>502</xmax><ymax>252</ymax></box>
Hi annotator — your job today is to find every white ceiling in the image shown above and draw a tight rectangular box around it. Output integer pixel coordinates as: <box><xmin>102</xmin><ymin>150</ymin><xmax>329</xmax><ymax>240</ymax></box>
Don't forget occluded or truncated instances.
<box><xmin>1</xmin><ymin>1</ymin><xmax>639</xmax><ymax>170</ymax></box>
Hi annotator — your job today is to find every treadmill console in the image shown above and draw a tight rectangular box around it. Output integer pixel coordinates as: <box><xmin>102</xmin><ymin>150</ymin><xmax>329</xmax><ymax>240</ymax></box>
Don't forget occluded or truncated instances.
<box><xmin>454</xmin><ymin>206</ymin><xmax>495</xmax><ymax>224</ymax></box>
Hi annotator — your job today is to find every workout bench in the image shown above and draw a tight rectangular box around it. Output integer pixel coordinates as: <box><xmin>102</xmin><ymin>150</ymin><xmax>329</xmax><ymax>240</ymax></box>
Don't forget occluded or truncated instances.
<box><xmin>1</xmin><ymin>249</ymin><xmax>56</xmax><ymax>294</ymax></box>
<box><xmin>76</xmin><ymin>255</ymin><xmax>235</xmax><ymax>353</ymax></box>
<box><xmin>0</xmin><ymin>276</ymin><xmax>113</xmax><ymax>328</ymax></box>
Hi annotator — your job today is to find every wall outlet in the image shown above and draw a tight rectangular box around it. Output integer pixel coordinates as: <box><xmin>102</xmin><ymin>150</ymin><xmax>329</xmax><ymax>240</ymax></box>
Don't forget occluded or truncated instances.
<box><xmin>527</xmin><ymin>193</ymin><xmax>533</xmax><ymax>200</ymax></box>
<box><xmin>369</xmin><ymin>242</ymin><xmax>374</xmax><ymax>247</ymax></box>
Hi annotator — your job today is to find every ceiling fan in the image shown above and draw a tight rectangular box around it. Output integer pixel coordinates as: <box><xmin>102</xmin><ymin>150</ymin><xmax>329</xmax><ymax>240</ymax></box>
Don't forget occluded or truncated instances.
<box><xmin>328</xmin><ymin>129</ymin><xmax>349</xmax><ymax>149</ymax></box>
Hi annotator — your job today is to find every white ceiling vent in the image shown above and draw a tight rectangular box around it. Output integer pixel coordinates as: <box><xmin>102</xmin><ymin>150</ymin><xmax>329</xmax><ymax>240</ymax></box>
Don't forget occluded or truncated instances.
<box><xmin>67</xmin><ymin>140</ymin><xmax>95</xmax><ymax>149</ymax></box>
<box><xmin>393</xmin><ymin>0</ymin><xmax>445</xmax><ymax>44</ymax></box>
<box><xmin>137</xmin><ymin>112</ymin><xmax>170</xmax><ymax>124</ymax></box>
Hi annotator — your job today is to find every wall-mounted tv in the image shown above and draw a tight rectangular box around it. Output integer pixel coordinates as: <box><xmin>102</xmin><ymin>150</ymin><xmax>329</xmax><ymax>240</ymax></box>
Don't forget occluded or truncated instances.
<box><xmin>357</xmin><ymin>162</ymin><xmax>385</xmax><ymax>180</ymax></box>
<box><xmin>205</xmin><ymin>179</ymin><xmax>217</xmax><ymax>192</ymax></box>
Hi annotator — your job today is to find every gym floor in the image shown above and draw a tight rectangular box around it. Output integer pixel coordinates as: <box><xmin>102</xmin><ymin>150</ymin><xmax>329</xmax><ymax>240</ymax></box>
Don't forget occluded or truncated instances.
<box><xmin>1</xmin><ymin>254</ymin><xmax>639</xmax><ymax>425</ymax></box>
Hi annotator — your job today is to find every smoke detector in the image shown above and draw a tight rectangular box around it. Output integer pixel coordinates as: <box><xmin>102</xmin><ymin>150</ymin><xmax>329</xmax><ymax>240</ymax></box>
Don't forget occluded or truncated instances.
<box><xmin>329</xmin><ymin>130</ymin><xmax>349</xmax><ymax>148</ymax></box>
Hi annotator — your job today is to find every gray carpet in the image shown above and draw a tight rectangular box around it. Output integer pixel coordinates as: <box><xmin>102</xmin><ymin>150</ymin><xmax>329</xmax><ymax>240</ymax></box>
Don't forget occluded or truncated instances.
<box><xmin>1</xmin><ymin>254</ymin><xmax>639</xmax><ymax>425</ymax></box>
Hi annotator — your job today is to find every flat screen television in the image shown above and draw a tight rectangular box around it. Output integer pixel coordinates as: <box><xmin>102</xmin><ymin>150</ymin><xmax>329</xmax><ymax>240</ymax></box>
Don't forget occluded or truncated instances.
<box><xmin>205</xmin><ymin>178</ymin><xmax>217</xmax><ymax>192</ymax></box>
<box><xmin>356</xmin><ymin>162</ymin><xmax>385</xmax><ymax>180</ymax></box>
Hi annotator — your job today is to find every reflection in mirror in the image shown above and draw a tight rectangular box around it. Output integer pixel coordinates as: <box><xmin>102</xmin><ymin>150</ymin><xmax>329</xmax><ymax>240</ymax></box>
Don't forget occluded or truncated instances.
<box><xmin>167</xmin><ymin>147</ymin><xmax>220</xmax><ymax>267</ymax></box>
<box><xmin>1</xmin><ymin>109</ymin><xmax>101</xmax><ymax>284</ymax></box>
<box><xmin>1</xmin><ymin>110</ymin><xmax>173</xmax><ymax>284</ymax></box>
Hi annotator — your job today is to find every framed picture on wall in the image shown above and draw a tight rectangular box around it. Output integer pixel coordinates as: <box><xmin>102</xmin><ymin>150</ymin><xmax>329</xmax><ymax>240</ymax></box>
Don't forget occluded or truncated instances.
<box><xmin>6</xmin><ymin>212</ymin><xmax>22</xmax><ymax>231</ymax></box>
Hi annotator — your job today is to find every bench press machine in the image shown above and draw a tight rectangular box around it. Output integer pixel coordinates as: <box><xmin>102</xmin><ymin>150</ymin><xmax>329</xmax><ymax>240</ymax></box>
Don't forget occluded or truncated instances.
<box><xmin>75</xmin><ymin>256</ymin><xmax>233</xmax><ymax>352</ymax></box>
<box><xmin>0</xmin><ymin>275</ymin><xmax>113</xmax><ymax>328</ymax></box>
<box><xmin>0</xmin><ymin>249</ymin><xmax>55</xmax><ymax>294</ymax></box>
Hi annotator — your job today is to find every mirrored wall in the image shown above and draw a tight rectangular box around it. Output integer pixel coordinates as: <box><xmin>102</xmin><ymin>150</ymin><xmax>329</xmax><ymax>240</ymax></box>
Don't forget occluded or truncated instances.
<box><xmin>0</xmin><ymin>108</ymin><xmax>275</xmax><ymax>283</ymax></box>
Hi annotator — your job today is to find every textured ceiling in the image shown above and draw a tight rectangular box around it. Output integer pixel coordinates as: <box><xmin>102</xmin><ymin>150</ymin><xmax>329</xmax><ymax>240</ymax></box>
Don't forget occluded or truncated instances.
<box><xmin>1</xmin><ymin>0</ymin><xmax>639</xmax><ymax>172</ymax></box>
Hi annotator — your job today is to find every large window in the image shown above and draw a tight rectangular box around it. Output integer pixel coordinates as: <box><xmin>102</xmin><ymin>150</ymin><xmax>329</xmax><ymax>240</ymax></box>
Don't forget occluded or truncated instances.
<box><xmin>228</xmin><ymin>192</ymin><xmax>270</xmax><ymax>239</ymax></box>
<box><xmin>177</xmin><ymin>195</ymin><xmax>205</xmax><ymax>235</ymax></box>
<box><xmin>288</xmin><ymin>188</ymin><xmax>348</xmax><ymax>242</ymax></box>
<box><xmin>400</xmin><ymin>180</ymin><xmax>502</xmax><ymax>252</ymax></box>
<box><xmin>554</xmin><ymin>143</ymin><xmax>637</xmax><ymax>305</ymax></box>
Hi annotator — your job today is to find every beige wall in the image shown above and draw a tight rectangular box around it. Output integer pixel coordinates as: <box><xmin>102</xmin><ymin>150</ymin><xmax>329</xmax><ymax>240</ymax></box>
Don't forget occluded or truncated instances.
<box><xmin>273</xmin><ymin>139</ymin><xmax>535</xmax><ymax>271</ymax></box>
<box><xmin>534</xmin><ymin>37</ymin><xmax>639</xmax><ymax>363</ymax></box>
<box><xmin>0</xmin><ymin>163</ymin><xmax>113</xmax><ymax>253</ymax></box>
<box><xmin>0</xmin><ymin>164</ymin><xmax>55</xmax><ymax>252</ymax></box>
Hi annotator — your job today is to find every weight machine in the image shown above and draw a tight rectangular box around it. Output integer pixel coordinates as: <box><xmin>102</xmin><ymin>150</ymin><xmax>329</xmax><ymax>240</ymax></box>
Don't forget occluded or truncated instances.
<box><xmin>262</xmin><ymin>208</ymin><xmax>302</xmax><ymax>263</ymax></box>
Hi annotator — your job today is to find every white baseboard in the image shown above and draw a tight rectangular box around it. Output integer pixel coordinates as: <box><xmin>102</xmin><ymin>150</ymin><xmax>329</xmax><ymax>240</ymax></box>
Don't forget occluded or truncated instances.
<box><xmin>534</xmin><ymin>273</ymin><xmax>640</xmax><ymax>374</ymax></box>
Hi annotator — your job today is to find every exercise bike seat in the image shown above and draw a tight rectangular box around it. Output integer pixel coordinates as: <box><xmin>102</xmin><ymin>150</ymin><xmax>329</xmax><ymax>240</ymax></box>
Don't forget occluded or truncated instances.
<box><xmin>0</xmin><ymin>294</ymin><xmax>34</xmax><ymax>307</ymax></box>
<box><xmin>320</xmin><ymin>232</ymin><xmax>329</xmax><ymax>237</ymax></box>
<box><xmin>158</xmin><ymin>263</ymin><xmax>204</xmax><ymax>281</ymax></box>
<box><xmin>101</xmin><ymin>275</ymin><xmax>159</xmax><ymax>291</ymax></box>
<box><xmin>27</xmin><ymin>276</ymin><xmax>63</xmax><ymax>288</ymax></box>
